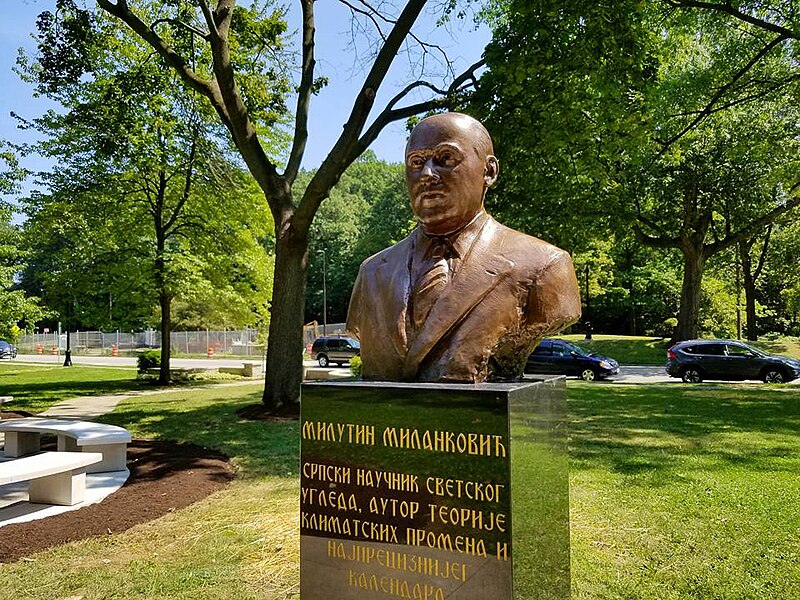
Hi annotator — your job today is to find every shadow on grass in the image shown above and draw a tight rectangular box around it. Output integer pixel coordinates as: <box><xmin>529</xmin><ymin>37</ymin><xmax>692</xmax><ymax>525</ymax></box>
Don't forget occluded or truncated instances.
<box><xmin>98</xmin><ymin>389</ymin><xmax>299</xmax><ymax>479</ymax></box>
<box><xmin>2</xmin><ymin>378</ymin><xmax>144</xmax><ymax>402</ymax></box>
<box><xmin>568</xmin><ymin>383</ymin><xmax>800</xmax><ymax>484</ymax></box>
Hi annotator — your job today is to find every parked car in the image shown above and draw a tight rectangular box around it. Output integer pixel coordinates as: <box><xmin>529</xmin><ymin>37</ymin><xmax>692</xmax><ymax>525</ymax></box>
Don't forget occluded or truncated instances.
<box><xmin>666</xmin><ymin>339</ymin><xmax>800</xmax><ymax>383</ymax></box>
<box><xmin>311</xmin><ymin>336</ymin><xmax>360</xmax><ymax>367</ymax></box>
<box><xmin>0</xmin><ymin>340</ymin><xmax>17</xmax><ymax>359</ymax></box>
<box><xmin>524</xmin><ymin>338</ymin><xmax>619</xmax><ymax>381</ymax></box>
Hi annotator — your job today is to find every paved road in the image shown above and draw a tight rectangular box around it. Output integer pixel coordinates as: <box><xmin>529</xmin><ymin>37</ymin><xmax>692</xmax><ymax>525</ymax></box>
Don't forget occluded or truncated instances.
<box><xmin>7</xmin><ymin>356</ymin><xmax>797</xmax><ymax>385</ymax></box>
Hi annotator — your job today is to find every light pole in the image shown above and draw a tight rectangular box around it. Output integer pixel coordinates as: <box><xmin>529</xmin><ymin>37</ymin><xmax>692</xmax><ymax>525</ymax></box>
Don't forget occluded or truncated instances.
<box><xmin>584</xmin><ymin>264</ymin><xmax>592</xmax><ymax>340</ymax></box>
<box><xmin>317</xmin><ymin>249</ymin><xmax>327</xmax><ymax>335</ymax></box>
<box><xmin>63</xmin><ymin>296</ymin><xmax>73</xmax><ymax>367</ymax></box>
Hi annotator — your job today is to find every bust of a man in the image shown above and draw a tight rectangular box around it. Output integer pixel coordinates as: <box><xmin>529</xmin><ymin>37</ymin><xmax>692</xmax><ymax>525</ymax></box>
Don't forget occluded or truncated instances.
<box><xmin>346</xmin><ymin>112</ymin><xmax>581</xmax><ymax>383</ymax></box>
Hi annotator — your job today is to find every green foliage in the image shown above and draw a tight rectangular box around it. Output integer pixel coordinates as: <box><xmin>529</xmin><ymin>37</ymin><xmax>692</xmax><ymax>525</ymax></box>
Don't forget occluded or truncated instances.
<box><xmin>16</xmin><ymin>8</ymin><xmax>277</xmax><ymax>335</ymax></box>
<box><xmin>349</xmin><ymin>354</ymin><xmax>362</xmax><ymax>378</ymax></box>
<box><xmin>304</xmin><ymin>152</ymin><xmax>412</xmax><ymax>323</ymax></box>
<box><xmin>0</xmin><ymin>204</ymin><xmax>49</xmax><ymax>338</ymax></box>
<box><xmin>473</xmin><ymin>0</ymin><xmax>655</xmax><ymax>250</ymax></box>
<box><xmin>136</xmin><ymin>349</ymin><xmax>161</xmax><ymax>373</ymax></box>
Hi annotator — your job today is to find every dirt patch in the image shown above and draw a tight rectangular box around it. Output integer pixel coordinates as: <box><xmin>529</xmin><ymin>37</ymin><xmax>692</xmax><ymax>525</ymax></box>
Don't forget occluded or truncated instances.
<box><xmin>0</xmin><ymin>439</ymin><xmax>235</xmax><ymax>563</ymax></box>
<box><xmin>1</xmin><ymin>410</ymin><xmax>35</xmax><ymax>419</ymax></box>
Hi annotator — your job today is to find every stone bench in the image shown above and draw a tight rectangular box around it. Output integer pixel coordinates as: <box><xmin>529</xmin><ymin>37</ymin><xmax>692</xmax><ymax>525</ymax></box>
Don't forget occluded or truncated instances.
<box><xmin>0</xmin><ymin>418</ymin><xmax>131</xmax><ymax>473</ymax></box>
<box><xmin>0</xmin><ymin>396</ymin><xmax>12</xmax><ymax>408</ymax></box>
<box><xmin>0</xmin><ymin>451</ymin><xmax>102</xmax><ymax>505</ymax></box>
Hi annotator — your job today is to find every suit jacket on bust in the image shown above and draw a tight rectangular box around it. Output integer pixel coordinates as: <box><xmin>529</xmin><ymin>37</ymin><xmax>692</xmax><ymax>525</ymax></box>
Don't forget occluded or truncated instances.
<box><xmin>346</xmin><ymin>214</ymin><xmax>581</xmax><ymax>383</ymax></box>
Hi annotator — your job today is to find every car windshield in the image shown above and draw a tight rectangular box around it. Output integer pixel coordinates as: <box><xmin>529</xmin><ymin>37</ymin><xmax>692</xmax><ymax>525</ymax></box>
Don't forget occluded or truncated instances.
<box><xmin>345</xmin><ymin>338</ymin><xmax>360</xmax><ymax>348</ymax></box>
<box><xmin>564</xmin><ymin>342</ymin><xmax>590</xmax><ymax>356</ymax></box>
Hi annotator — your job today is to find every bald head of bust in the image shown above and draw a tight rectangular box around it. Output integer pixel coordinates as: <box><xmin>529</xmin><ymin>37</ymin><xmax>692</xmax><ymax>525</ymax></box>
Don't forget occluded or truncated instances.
<box><xmin>405</xmin><ymin>113</ymin><xmax>499</xmax><ymax>236</ymax></box>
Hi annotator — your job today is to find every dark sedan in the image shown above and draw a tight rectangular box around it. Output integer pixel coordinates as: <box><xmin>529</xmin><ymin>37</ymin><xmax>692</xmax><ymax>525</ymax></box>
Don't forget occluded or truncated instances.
<box><xmin>0</xmin><ymin>340</ymin><xmax>17</xmax><ymax>359</ymax></box>
<box><xmin>525</xmin><ymin>339</ymin><xmax>619</xmax><ymax>381</ymax></box>
<box><xmin>666</xmin><ymin>339</ymin><xmax>800</xmax><ymax>383</ymax></box>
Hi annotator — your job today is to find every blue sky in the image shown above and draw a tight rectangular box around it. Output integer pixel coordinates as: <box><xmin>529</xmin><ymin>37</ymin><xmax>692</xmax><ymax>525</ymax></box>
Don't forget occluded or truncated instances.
<box><xmin>0</xmin><ymin>1</ymin><xmax>490</xmax><ymax>203</ymax></box>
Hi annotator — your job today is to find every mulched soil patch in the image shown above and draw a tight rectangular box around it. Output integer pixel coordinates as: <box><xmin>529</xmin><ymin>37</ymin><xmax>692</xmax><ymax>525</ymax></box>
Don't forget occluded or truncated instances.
<box><xmin>1</xmin><ymin>410</ymin><xmax>35</xmax><ymax>419</ymax></box>
<box><xmin>0</xmin><ymin>439</ymin><xmax>235</xmax><ymax>563</ymax></box>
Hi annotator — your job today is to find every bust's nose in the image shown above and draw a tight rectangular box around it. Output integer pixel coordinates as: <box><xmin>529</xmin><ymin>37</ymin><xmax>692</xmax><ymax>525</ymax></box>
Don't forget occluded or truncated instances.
<box><xmin>420</xmin><ymin>158</ymin><xmax>440</xmax><ymax>180</ymax></box>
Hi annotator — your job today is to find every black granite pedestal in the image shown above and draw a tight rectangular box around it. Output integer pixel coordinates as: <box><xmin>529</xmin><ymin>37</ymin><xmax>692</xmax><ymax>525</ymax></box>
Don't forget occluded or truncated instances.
<box><xmin>300</xmin><ymin>378</ymin><xmax>569</xmax><ymax>600</ymax></box>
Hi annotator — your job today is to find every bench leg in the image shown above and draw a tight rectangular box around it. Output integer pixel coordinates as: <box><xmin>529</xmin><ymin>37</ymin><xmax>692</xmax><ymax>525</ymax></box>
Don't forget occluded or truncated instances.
<box><xmin>83</xmin><ymin>444</ymin><xmax>128</xmax><ymax>473</ymax></box>
<box><xmin>28</xmin><ymin>470</ymin><xmax>88</xmax><ymax>506</ymax></box>
<box><xmin>3</xmin><ymin>432</ymin><xmax>41</xmax><ymax>458</ymax></box>
<box><xmin>58</xmin><ymin>435</ymin><xmax>79</xmax><ymax>453</ymax></box>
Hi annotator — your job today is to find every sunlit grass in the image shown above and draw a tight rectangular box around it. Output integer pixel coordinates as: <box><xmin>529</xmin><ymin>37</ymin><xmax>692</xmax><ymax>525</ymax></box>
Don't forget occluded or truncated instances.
<box><xmin>0</xmin><ymin>363</ymin><xmax>140</xmax><ymax>412</ymax></box>
<box><xmin>2</xmin><ymin>380</ymin><xmax>799</xmax><ymax>598</ymax></box>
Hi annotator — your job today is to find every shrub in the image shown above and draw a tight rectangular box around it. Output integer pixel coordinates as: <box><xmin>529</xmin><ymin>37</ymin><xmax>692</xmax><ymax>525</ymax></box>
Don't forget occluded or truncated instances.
<box><xmin>349</xmin><ymin>355</ymin><xmax>362</xmax><ymax>378</ymax></box>
<box><xmin>137</xmin><ymin>350</ymin><xmax>161</xmax><ymax>374</ymax></box>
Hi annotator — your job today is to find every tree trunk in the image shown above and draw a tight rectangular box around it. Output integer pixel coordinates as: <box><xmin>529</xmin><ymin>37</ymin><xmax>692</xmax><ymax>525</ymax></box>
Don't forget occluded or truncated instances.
<box><xmin>159</xmin><ymin>292</ymin><xmax>171</xmax><ymax>385</ymax></box>
<box><xmin>739</xmin><ymin>242</ymin><xmax>758</xmax><ymax>341</ymax></box>
<box><xmin>262</xmin><ymin>224</ymin><xmax>309</xmax><ymax>408</ymax></box>
<box><xmin>155</xmin><ymin>222</ymin><xmax>171</xmax><ymax>385</ymax></box>
<box><xmin>674</xmin><ymin>246</ymin><xmax>705</xmax><ymax>342</ymax></box>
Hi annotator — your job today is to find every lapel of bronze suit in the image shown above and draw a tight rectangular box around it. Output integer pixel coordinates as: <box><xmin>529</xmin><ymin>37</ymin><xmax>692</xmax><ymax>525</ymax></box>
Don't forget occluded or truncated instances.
<box><xmin>371</xmin><ymin>237</ymin><xmax>413</xmax><ymax>361</ymax></box>
<box><xmin>401</xmin><ymin>217</ymin><xmax>515</xmax><ymax>379</ymax></box>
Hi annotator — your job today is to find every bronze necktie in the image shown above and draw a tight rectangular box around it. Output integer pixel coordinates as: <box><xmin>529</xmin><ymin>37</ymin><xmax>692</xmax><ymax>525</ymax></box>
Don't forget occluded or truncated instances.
<box><xmin>412</xmin><ymin>238</ymin><xmax>452</xmax><ymax>329</ymax></box>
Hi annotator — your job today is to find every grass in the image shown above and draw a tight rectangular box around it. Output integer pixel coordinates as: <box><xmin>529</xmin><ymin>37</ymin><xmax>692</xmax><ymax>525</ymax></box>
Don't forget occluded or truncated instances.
<box><xmin>0</xmin><ymin>383</ymin><xmax>301</xmax><ymax>599</ymax></box>
<box><xmin>0</xmin><ymin>363</ymin><xmax>141</xmax><ymax>413</ymax></box>
<box><xmin>569</xmin><ymin>382</ymin><xmax>800</xmax><ymax>599</ymax></box>
<box><xmin>557</xmin><ymin>334</ymin><xmax>671</xmax><ymax>365</ymax></box>
<box><xmin>753</xmin><ymin>335</ymin><xmax>800</xmax><ymax>360</ymax></box>
<box><xmin>1</xmin><ymin>378</ymin><xmax>799</xmax><ymax>598</ymax></box>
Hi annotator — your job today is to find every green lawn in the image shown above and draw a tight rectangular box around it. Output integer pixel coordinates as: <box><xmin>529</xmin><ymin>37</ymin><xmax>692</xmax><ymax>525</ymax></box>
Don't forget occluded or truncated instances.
<box><xmin>569</xmin><ymin>382</ymin><xmax>800</xmax><ymax>599</ymax></box>
<box><xmin>1</xmin><ymin>380</ymin><xmax>798</xmax><ymax>599</ymax></box>
<box><xmin>557</xmin><ymin>334</ymin><xmax>671</xmax><ymax>365</ymax></box>
<box><xmin>0</xmin><ymin>363</ymin><xmax>141</xmax><ymax>413</ymax></box>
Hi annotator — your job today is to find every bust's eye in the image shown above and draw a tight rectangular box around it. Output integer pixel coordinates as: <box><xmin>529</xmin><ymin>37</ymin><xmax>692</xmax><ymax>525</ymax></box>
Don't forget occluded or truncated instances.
<box><xmin>436</xmin><ymin>149</ymin><xmax>460</xmax><ymax>168</ymax></box>
<box><xmin>407</xmin><ymin>155</ymin><xmax>425</xmax><ymax>169</ymax></box>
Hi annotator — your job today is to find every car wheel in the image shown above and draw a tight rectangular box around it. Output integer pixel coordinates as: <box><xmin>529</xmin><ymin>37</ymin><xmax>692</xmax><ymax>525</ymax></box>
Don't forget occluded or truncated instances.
<box><xmin>763</xmin><ymin>369</ymin><xmax>786</xmax><ymax>384</ymax></box>
<box><xmin>681</xmin><ymin>367</ymin><xmax>703</xmax><ymax>383</ymax></box>
<box><xmin>580</xmin><ymin>368</ymin><xmax>597</xmax><ymax>382</ymax></box>
<box><xmin>318</xmin><ymin>354</ymin><xmax>329</xmax><ymax>367</ymax></box>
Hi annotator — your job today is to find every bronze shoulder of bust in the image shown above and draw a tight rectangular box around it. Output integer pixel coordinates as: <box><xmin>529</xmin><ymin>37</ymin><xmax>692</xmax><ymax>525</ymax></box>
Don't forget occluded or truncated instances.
<box><xmin>346</xmin><ymin>112</ymin><xmax>581</xmax><ymax>383</ymax></box>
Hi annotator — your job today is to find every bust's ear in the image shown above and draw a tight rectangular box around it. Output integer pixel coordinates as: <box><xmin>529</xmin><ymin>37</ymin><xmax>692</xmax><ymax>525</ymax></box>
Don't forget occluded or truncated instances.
<box><xmin>484</xmin><ymin>155</ymin><xmax>499</xmax><ymax>187</ymax></box>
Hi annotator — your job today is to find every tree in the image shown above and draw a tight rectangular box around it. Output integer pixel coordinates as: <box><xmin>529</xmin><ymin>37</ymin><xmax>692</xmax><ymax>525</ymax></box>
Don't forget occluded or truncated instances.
<box><xmin>475</xmin><ymin>1</ymin><xmax>800</xmax><ymax>341</ymax></box>
<box><xmin>631</xmin><ymin>6</ymin><xmax>800</xmax><ymax>339</ymax></box>
<box><xmin>305</xmin><ymin>152</ymin><xmax>410</xmax><ymax>325</ymax></box>
<box><xmin>19</xmin><ymin>1</ymin><xmax>275</xmax><ymax>382</ymax></box>
<box><xmin>473</xmin><ymin>0</ymin><xmax>656</xmax><ymax>253</ymax></box>
<box><xmin>90</xmin><ymin>0</ymin><xmax>485</xmax><ymax>407</ymax></box>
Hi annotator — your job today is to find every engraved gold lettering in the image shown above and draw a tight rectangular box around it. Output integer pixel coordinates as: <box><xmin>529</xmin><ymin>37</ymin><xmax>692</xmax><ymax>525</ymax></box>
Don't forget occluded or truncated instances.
<box><xmin>427</xmin><ymin>503</ymin><xmax>506</xmax><ymax>532</ymax></box>
<box><xmin>496</xmin><ymin>542</ymin><xmax>508</xmax><ymax>561</ymax></box>
<box><xmin>301</xmin><ymin>421</ymin><xmax>375</xmax><ymax>445</ymax></box>
<box><xmin>424</xmin><ymin>477</ymin><xmax>504</xmax><ymax>502</ymax></box>
<box><xmin>382</xmin><ymin>427</ymin><xmax>506</xmax><ymax>457</ymax></box>
<box><xmin>405</xmin><ymin>528</ymin><xmax>487</xmax><ymax>558</ymax></box>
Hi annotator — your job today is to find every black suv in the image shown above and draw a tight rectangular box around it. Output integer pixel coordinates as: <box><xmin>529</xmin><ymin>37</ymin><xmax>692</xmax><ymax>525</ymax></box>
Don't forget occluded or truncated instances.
<box><xmin>524</xmin><ymin>339</ymin><xmax>619</xmax><ymax>381</ymax></box>
<box><xmin>666</xmin><ymin>339</ymin><xmax>800</xmax><ymax>383</ymax></box>
<box><xmin>311</xmin><ymin>336</ymin><xmax>360</xmax><ymax>367</ymax></box>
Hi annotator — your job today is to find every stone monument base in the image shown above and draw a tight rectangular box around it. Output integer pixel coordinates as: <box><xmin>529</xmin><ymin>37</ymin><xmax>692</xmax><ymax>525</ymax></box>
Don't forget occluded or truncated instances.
<box><xmin>300</xmin><ymin>378</ymin><xmax>569</xmax><ymax>600</ymax></box>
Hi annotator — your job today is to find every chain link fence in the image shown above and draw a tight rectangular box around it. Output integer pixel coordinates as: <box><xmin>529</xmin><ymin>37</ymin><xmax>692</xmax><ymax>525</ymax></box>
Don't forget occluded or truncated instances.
<box><xmin>16</xmin><ymin>328</ymin><xmax>264</xmax><ymax>356</ymax></box>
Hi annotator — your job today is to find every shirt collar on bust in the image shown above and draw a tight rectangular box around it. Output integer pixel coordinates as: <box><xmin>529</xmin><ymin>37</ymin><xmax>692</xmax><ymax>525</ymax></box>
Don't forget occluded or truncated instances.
<box><xmin>419</xmin><ymin>211</ymin><xmax>488</xmax><ymax>260</ymax></box>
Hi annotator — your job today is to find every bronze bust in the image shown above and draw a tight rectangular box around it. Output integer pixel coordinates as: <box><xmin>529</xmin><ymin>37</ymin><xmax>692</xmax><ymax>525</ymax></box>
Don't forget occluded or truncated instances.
<box><xmin>346</xmin><ymin>112</ymin><xmax>581</xmax><ymax>382</ymax></box>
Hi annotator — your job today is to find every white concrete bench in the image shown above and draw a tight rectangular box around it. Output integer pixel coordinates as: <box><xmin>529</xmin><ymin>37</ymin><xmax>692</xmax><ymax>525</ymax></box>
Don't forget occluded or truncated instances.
<box><xmin>0</xmin><ymin>418</ymin><xmax>130</xmax><ymax>473</ymax></box>
<box><xmin>0</xmin><ymin>451</ymin><xmax>102</xmax><ymax>505</ymax></box>
<box><xmin>0</xmin><ymin>396</ymin><xmax>12</xmax><ymax>408</ymax></box>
